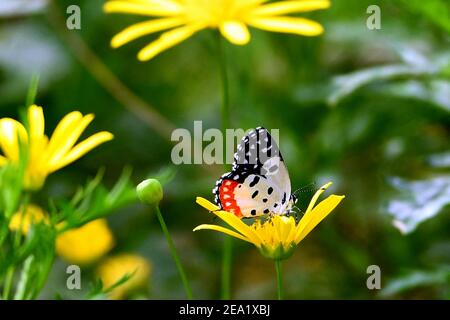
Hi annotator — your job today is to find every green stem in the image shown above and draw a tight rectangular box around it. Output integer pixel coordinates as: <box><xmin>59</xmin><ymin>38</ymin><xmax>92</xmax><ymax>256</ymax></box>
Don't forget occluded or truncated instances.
<box><xmin>217</xmin><ymin>34</ymin><xmax>230</xmax><ymax>136</ymax></box>
<box><xmin>2</xmin><ymin>267</ymin><xmax>15</xmax><ymax>300</ymax></box>
<box><xmin>14</xmin><ymin>255</ymin><xmax>34</xmax><ymax>300</ymax></box>
<box><xmin>221</xmin><ymin>238</ymin><xmax>232</xmax><ymax>299</ymax></box>
<box><xmin>217</xmin><ymin>32</ymin><xmax>233</xmax><ymax>300</ymax></box>
<box><xmin>2</xmin><ymin>196</ymin><xmax>30</xmax><ymax>299</ymax></box>
<box><xmin>155</xmin><ymin>206</ymin><xmax>193</xmax><ymax>299</ymax></box>
<box><xmin>275</xmin><ymin>260</ymin><xmax>283</xmax><ymax>300</ymax></box>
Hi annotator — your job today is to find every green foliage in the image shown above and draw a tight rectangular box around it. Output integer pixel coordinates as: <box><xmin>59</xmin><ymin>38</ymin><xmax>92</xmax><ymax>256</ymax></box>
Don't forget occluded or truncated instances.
<box><xmin>0</xmin><ymin>0</ymin><xmax>449</xmax><ymax>299</ymax></box>
<box><xmin>401</xmin><ymin>0</ymin><xmax>450</xmax><ymax>34</ymax></box>
<box><xmin>387</xmin><ymin>176</ymin><xmax>450</xmax><ymax>234</ymax></box>
<box><xmin>55</xmin><ymin>167</ymin><xmax>138</xmax><ymax>232</ymax></box>
<box><xmin>85</xmin><ymin>272</ymin><xmax>135</xmax><ymax>300</ymax></box>
<box><xmin>0</xmin><ymin>163</ymin><xmax>138</xmax><ymax>299</ymax></box>
<box><xmin>381</xmin><ymin>267</ymin><xmax>450</xmax><ymax>298</ymax></box>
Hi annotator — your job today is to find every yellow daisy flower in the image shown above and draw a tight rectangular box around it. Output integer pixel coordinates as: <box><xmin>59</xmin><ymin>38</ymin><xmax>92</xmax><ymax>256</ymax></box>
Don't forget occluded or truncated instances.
<box><xmin>0</xmin><ymin>105</ymin><xmax>114</xmax><ymax>190</ymax></box>
<box><xmin>9</xmin><ymin>204</ymin><xmax>48</xmax><ymax>235</ymax></box>
<box><xmin>194</xmin><ymin>182</ymin><xmax>344</xmax><ymax>260</ymax></box>
<box><xmin>104</xmin><ymin>0</ymin><xmax>331</xmax><ymax>61</ymax></box>
<box><xmin>56</xmin><ymin>219</ymin><xmax>115</xmax><ymax>265</ymax></box>
<box><xmin>96</xmin><ymin>254</ymin><xmax>151</xmax><ymax>299</ymax></box>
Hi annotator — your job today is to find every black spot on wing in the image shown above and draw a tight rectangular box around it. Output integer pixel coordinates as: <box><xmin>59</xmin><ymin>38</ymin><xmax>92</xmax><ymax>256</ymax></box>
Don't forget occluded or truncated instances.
<box><xmin>249</xmin><ymin>176</ymin><xmax>260</xmax><ymax>187</ymax></box>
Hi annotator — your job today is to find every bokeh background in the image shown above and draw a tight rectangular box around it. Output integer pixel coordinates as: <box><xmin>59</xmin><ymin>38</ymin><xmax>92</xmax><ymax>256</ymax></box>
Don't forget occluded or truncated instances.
<box><xmin>0</xmin><ymin>0</ymin><xmax>449</xmax><ymax>299</ymax></box>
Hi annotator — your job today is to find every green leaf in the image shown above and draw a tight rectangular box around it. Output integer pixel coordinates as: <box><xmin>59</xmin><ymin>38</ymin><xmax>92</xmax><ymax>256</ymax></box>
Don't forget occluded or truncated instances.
<box><xmin>85</xmin><ymin>272</ymin><xmax>135</xmax><ymax>300</ymax></box>
<box><xmin>387</xmin><ymin>176</ymin><xmax>450</xmax><ymax>234</ymax></box>
<box><xmin>373</xmin><ymin>79</ymin><xmax>450</xmax><ymax>112</ymax></box>
<box><xmin>401</xmin><ymin>0</ymin><xmax>450</xmax><ymax>34</ymax></box>
<box><xmin>56</xmin><ymin>168</ymin><xmax>138</xmax><ymax>232</ymax></box>
<box><xmin>25</xmin><ymin>74</ymin><xmax>40</xmax><ymax>109</ymax></box>
<box><xmin>380</xmin><ymin>267</ymin><xmax>450</xmax><ymax>297</ymax></box>
<box><xmin>328</xmin><ymin>64</ymin><xmax>439</xmax><ymax>106</ymax></box>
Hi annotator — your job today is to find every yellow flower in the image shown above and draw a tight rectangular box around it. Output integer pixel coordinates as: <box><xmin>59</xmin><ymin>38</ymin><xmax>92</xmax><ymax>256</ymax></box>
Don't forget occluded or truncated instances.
<box><xmin>0</xmin><ymin>105</ymin><xmax>114</xmax><ymax>190</ymax></box>
<box><xmin>104</xmin><ymin>0</ymin><xmax>331</xmax><ymax>61</ymax></box>
<box><xmin>194</xmin><ymin>182</ymin><xmax>344</xmax><ymax>260</ymax></box>
<box><xmin>9</xmin><ymin>204</ymin><xmax>48</xmax><ymax>234</ymax></box>
<box><xmin>56</xmin><ymin>219</ymin><xmax>115</xmax><ymax>265</ymax></box>
<box><xmin>96</xmin><ymin>254</ymin><xmax>151</xmax><ymax>299</ymax></box>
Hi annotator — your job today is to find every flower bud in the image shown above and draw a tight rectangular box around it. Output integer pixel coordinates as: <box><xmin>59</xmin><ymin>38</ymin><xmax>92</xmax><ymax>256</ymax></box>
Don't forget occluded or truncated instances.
<box><xmin>137</xmin><ymin>179</ymin><xmax>163</xmax><ymax>206</ymax></box>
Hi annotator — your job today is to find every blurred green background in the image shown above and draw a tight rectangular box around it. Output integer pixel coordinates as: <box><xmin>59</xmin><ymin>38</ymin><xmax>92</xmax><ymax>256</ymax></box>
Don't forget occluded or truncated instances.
<box><xmin>0</xmin><ymin>0</ymin><xmax>449</xmax><ymax>299</ymax></box>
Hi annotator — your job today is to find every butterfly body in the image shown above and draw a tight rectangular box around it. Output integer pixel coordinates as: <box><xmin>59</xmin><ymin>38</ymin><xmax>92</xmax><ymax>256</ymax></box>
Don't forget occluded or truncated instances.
<box><xmin>213</xmin><ymin>127</ymin><xmax>296</xmax><ymax>218</ymax></box>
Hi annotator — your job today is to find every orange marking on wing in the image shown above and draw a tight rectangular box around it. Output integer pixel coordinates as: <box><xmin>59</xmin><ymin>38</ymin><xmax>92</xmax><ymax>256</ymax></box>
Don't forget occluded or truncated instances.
<box><xmin>219</xmin><ymin>180</ymin><xmax>243</xmax><ymax>218</ymax></box>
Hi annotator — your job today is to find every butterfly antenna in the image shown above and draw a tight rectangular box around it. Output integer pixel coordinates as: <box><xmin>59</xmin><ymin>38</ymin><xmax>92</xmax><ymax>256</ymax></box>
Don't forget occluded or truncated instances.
<box><xmin>292</xmin><ymin>181</ymin><xmax>318</xmax><ymax>196</ymax></box>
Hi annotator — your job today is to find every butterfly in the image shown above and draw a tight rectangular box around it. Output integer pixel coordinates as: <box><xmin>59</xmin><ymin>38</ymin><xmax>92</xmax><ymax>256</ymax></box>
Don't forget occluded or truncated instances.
<box><xmin>213</xmin><ymin>127</ymin><xmax>297</xmax><ymax>218</ymax></box>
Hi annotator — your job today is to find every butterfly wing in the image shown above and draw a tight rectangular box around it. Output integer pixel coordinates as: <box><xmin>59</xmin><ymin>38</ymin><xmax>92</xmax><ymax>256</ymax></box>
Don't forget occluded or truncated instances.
<box><xmin>213</xmin><ymin>127</ymin><xmax>293</xmax><ymax>218</ymax></box>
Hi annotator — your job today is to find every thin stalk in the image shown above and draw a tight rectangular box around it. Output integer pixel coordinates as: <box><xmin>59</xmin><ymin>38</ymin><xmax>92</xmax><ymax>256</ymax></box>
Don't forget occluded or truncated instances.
<box><xmin>275</xmin><ymin>260</ymin><xmax>283</xmax><ymax>300</ymax></box>
<box><xmin>217</xmin><ymin>34</ymin><xmax>230</xmax><ymax>135</ymax></box>
<box><xmin>155</xmin><ymin>206</ymin><xmax>193</xmax><ymax>299</ymax></box>
<box><xmin>25</xmin><ymin>75</ymin><xmax>40</xmax><ymax>108</ymax></box>
<box><xmin>217</xmin><ymin>33</ymin><xmax>233</xmax><ymax>300</ymax></box>
<box><xmin>221</xmin><ymin>238</ymin><xmax>232</xmax><ymax>299</ymax></box>
<box><xmin>2</xmin><ymin>267</ymin><xmax>15</xmax><ymax>299</ymax></box>
<box><xmin>14</xmin><ymin>255</ymin><xmax>34</xmax><ymax>300</ymax></box>
<box><xmin>2</xmin><ymin>195</ymin><xmax>30</xmax><ymax>299</ymax></box>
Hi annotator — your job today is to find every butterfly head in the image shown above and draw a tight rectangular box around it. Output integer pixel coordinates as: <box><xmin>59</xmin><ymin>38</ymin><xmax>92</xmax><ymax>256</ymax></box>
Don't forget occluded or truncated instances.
<box><xmin>291</xmin><ymin>193</ymin><xmax>298</xmax><ymax>205</ymax></box>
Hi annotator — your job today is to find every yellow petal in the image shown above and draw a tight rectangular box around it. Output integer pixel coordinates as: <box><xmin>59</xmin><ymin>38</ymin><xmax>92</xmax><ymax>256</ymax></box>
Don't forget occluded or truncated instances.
<box><xmin>278</xmin><ymin>215</ymin><xmax>295</xmax><ymax>245</ymax></box>
<box><xmin>0</xmin><ymin>118</ymin><xmax>28</xmax><ymax>161</ymax></box>
<box><xmin>219</xmin><ymin>21</ymin><xmax>251</xmax><ymax>45</ymax></box>
<box><xmin>49</xmin><ymin>131</ymin><xmax>114</xmax><ymax>172</ymax></box>
<box><xmin>9</xmin><ymin>204</ymin><xmax>47</xmax><ymax>235</ymax></box>
<box><xmin>96</xmin><ymin>254</ymin><xmax>151</xmax><ymax>299</ymax></box>
<box><xmin>251</xmin><ymin>0</ymin><xmax>330</xmax><ymax>16</ymax></box>
<box><xmin>248</xmin><ymin>16</ymin><xmax>324</xmax><ymax>36</ymax></box>
<box><xmin>195</xmin><ymin>197</ymin><xmax>262</xmax><ymax>245</ymax></box>
<box><xmin>28</xmin><ymin>105</ymin><xmax>45</xmax><ymax>140</ymax></box>
<box><xmin>295</xmin><ymin>194</ymin><xmax>345</xmax><ymax>243</ymax></box>
<box><xmin>137</xmin><ymin>24</ymin><xmax>203</xmax><ymax>61</ymax></box>
<box><xmin>196</xmin><ymin>197</ymin><xmax>220</xmax><ymax>212</ymax></box>
<box><xmin>193</xmin><ymin>224</ymin><xmax>251</xmax><ymax>243</ymax></box>
<box><xmin>103</xmin><ymin>0</ymin><xmax>182</xmax><ymax>17</ymax></box>
<box><xmin>111</xmin><ymin>17</ymin><xmax>186</xmax><ymax>48</ymax></box>
<box><xmin>57</xmin><ymin>219</ymin><xmax>114</xmax><ymax>265</ymax></box>
<box><xmin>45</xmin><ymin>111</ymin><xmax>83</xmax><ymax>160</ymax></box>
<box><xmin>47</xmin><ymin>114</ymin><xmax>96</xmax><ymax>167</ymax></box>
<box><xmin>213</xmin><ymin>210</ymin><xmax>263</xmax><ymax>245</ymax></box>
<box><xmin>305</xmin><ymin>182</ymin><xmax>332</xmax><ymax>214</ymax></box>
